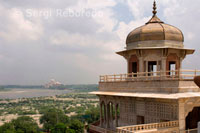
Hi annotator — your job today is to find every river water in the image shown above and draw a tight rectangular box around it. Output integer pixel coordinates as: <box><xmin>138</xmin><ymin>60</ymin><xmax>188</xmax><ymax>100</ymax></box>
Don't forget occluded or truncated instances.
<box><xmin>0</xmin><ymin>88</ymin><xmax>70</xmax><ymax>99</ymax></box>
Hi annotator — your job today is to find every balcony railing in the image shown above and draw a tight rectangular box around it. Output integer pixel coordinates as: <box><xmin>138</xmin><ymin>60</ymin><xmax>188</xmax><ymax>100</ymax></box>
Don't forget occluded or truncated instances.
<box><xmin>100</xmin><ymin>69</ymin><xmax>200</xmax><ymax>82</ymax></box>
<box><xmin>117</xmin><ymin>120</ymin><xmax>179</xmax><ymax>133</ymax></box>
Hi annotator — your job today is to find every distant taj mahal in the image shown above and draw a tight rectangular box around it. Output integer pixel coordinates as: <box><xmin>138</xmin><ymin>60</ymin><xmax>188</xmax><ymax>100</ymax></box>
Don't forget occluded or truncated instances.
<box><xmin>44</xmin><ymin>79</ymin><xmax>62</xmax><ymax>89</ymax></box>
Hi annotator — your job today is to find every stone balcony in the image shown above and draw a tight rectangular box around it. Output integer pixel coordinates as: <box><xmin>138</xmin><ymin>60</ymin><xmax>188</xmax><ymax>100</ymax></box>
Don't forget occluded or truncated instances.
<box><xmin>90</xmin><ymin>121</ymin><xmax>180</xmax><ymax>133</ymax></box>
<box><xmin>117</xmin><ymin>120</ymin><xmax>179</xmax><ymax>133</ymax></box>
<box><xmin>99</xmin><ymin>70</ymin><xmax>200</xmax><ymax>93</ymax></box>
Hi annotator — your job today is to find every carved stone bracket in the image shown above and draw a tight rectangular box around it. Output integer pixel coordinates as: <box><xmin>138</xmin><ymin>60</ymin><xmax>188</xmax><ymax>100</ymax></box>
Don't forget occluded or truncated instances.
<box><xmin>162</xmin><ymin>48</ymin><xmax>168</xmax><ymax>57</ymax></box>
<box><xmin>184</xmin><ymin>97</ymin><xmax>200</xmax><ymax>118</ymax></box>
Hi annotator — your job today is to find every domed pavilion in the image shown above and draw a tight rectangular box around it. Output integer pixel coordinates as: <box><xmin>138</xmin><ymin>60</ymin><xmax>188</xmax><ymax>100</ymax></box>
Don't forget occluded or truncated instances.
<box><xmin>90</xmin><ymin>1</ymin><xmax>200</xmax><ymax>133</ymax></box>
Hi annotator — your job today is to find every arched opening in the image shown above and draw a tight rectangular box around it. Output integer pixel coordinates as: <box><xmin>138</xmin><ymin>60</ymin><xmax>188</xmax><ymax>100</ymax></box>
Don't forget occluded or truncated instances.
<box><xmin>186</xmin><ymin>107</ymin><xmax>200</xmax><ymax>130</ymax></box>
<box><xmin>166</xmin><ymin>53</ymin><xmax>180</xmax><ymax>76</ymax></box>
<box><xmin>128</xmin><ymin>55</ymin><xmax>139</xmax><ymax>75</ymax></box>
<box><xmin>148</xmin><ymin>61</ymin><xmax>157</xmax><ymax>76</ymax></box>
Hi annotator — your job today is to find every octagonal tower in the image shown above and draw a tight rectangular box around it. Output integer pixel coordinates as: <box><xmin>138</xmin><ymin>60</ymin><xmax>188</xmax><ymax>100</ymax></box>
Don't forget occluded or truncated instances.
<box><xmin>90</xmin><ymin>1</ymin><xmax>200</xmax><ymax>133</ymax></box>
<box><xmin>118</xmin><ymin>2</ymin><xmax>193</xmax><ymax>76</ymax></box>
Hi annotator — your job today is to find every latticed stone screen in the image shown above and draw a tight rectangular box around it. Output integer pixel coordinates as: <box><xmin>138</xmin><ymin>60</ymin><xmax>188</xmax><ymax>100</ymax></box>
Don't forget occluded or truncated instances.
<box><xmin>120</xmin><ymin>98</ymin><xmax>178</xmax><ymax>126</ymax></box>
<box><xmin>100</xmin><ymin>96</ymin><xmax>178</xmax><ymax>127</ymax></box>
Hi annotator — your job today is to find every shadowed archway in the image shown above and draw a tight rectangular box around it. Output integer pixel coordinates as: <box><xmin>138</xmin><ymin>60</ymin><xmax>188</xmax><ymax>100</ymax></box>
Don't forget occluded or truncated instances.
<box><xmin>186</xmin><ymin>107</ymin><xmax>200</xmax><ymax>130</ymax></box>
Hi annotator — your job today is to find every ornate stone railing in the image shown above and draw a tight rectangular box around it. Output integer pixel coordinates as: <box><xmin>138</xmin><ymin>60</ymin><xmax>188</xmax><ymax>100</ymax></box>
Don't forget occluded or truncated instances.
<box><xmin>117</xmin><ymin>120</ymin><xmax>179</xmax><ymax>133</ymax></box>
<box><xmin>100</xmin><ymin>69</ymin><xmax>200</xmax><ymax>82</ymax></box>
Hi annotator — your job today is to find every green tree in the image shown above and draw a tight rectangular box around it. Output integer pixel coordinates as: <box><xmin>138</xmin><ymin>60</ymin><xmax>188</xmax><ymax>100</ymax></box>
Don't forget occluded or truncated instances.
<box><xmin>0</xmin><ymin>122</ymin><xmax>16</xmax><ymax>133</ymax></box>
<box><xmin>16</xmin><ymin>129</ymin><xmax>24</xmax><ymax>133</ymax></box>
<box><xmin>40</xmin><ymin>108</ymin><xmax>69</xmax><ymax>132</ymax></box>
<box><xmin>66</xmin><ymin>128</ymin><xmax>75</xmax><ymax>133</ymax></box>
<box><xmin>82</xmin><ymin>106</ymin><xmax>100</xmax><ymax>124</ymax></box>
<box><xmin>12</xmin><ymin>116</ymin><xmax>39</xmax><ymax>133</ymax></box>
<box><xmin>0</xmin><ymin>116</ymin><xmax>39</xmax><ymax>133</ymax></box>
<box><xmin>68</xmin><ymin>120</ymin><xmax>84</xmax><ymax>133</ymax></box>
<box><xmin>51</xmin><ymin>123</ymin><xmax>66</xmax><ymax>133</ymax></box>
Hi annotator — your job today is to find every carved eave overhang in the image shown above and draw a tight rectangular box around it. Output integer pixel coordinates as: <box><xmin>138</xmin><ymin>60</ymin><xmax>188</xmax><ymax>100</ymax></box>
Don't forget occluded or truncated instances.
<box><xmin>116</xmin><ymin>47</ymin><xmax>195</xmax><ymax>57</ymax></box>
<box><xmin>90</xmin><ymin>91</ymin><xmax>200</xmax><ymax>100</ymax></box>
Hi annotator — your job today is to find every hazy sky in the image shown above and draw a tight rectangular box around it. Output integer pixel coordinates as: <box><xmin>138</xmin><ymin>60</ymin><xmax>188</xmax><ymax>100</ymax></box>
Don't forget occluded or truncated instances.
<box><xmin>0</xmin><ymin>0</ymin><xmax>199</xmax><ymax>85</ymax></box>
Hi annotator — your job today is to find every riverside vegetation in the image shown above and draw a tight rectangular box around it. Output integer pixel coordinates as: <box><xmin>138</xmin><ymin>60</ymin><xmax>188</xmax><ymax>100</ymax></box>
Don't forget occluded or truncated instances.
<box><xmin>0</xmin><ymin>85</ymin><xmax>99</xmax><ymax>133</ymax></box>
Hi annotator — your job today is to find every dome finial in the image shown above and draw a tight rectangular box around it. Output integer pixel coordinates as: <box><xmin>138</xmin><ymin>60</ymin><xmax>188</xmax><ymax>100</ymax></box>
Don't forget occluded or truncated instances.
<box><xmin>152</xmin><ymin>0</ymin><xmax>157</xmax><ymax>16</ymax></box>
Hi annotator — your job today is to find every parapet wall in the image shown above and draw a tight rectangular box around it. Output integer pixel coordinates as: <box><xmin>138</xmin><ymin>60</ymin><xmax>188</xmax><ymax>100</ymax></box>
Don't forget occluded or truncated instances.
<box><xmin>99</xmin><ymin>80</ymin><xmax>199</xmax><ymax>93</ymax></box>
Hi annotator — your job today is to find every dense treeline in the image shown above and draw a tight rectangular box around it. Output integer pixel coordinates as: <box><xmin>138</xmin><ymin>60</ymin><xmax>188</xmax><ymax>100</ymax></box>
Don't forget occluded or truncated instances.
<box><xmin>0</xmin><ymin>93</ymin><xmax>98</xmax><ymax>116</ymax></box>
<box><xmin>0</xmin><ymin>106</ymin><xmax>99</xmax><ymax>133</ymax></box>
<box><xmin>0</xmin><ymin>116</ymin><xmax>39</xmax><ymax>133</ymax></box>
<box><xmin>3</xmin><ymin>85</ymin><xmax>43</xmax><ymax>89</ymax></box>
<box><xmin>48</xmin><ymin>84</ymin><xmax>98</xmax><ymax>92</ymax></box>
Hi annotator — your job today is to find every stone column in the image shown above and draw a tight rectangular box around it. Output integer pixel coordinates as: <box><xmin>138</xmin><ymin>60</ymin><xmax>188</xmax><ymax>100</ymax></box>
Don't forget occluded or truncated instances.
<box><xmin>104</xmin><ymin>104</ymin><xmax>106</xmax><ymax>127</ymax></box>
<box><xmin>179</xmin><ymin>58</ymin><xmax>183</xmax><ymax>78</ymax></box>
<box><xmin>111</xmin><ymin>103</ymin><xmax>113</xmax><ymax>128</ymax></box>
<box><xmin>100</xmin><ymin>102</ymin><xmax>103</xmax><ymax>127</ymax></box>
<box><xmin>179</xmin><ymin>99</ymin><xmax>186</xmax><ymax>131</ymax></box>
<box><xmin>161</xmin><ymin>57</ymin><xmax>167</xmax><ymax>77</ymax></box>
<box><xmin>127</xmin><ymin>59</ymin><xmax>129</xmax><ymax>73</ymax></box>
<box><xmin>139</xmin><ymin>57</ymin><xmax>144</xmax><ymax>72</ymax></box>
<box><xmin>156</xmin><ymin>60</ymin><xmax>159</xmax><ymax>71</ymax></box>
<box><xmin>161</xmin><ymin>57</ymin><xmax>167</xmax><ymax>72</ymax></box>
<box><xmin>145</xmin><ymin>61</ymin><xmax>148</xmax><ymax>76</ymax></box>
<box><xmin>115</xmin><ymin>104</ymin><xmax>118</xmax><ymax>127</ymax></box>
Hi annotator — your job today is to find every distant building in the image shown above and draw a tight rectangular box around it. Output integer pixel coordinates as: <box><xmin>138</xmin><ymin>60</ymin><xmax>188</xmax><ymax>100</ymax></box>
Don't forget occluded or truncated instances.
<box><xmin>44</xmin><ymin>79</ymin><xmax>62</xmax><ymax>89</ymax></box>
<box><xmin>90</xmin><ymin>1</ymin><xmax>200</xmax><ymax>133</ymax></box>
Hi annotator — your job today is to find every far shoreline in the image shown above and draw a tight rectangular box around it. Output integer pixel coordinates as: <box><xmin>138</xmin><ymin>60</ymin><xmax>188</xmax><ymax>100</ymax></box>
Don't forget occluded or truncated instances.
<box><xmin>0</xmin><ymin>88</ymin><xmax>71</xmax><ymax>99</ymax></box>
